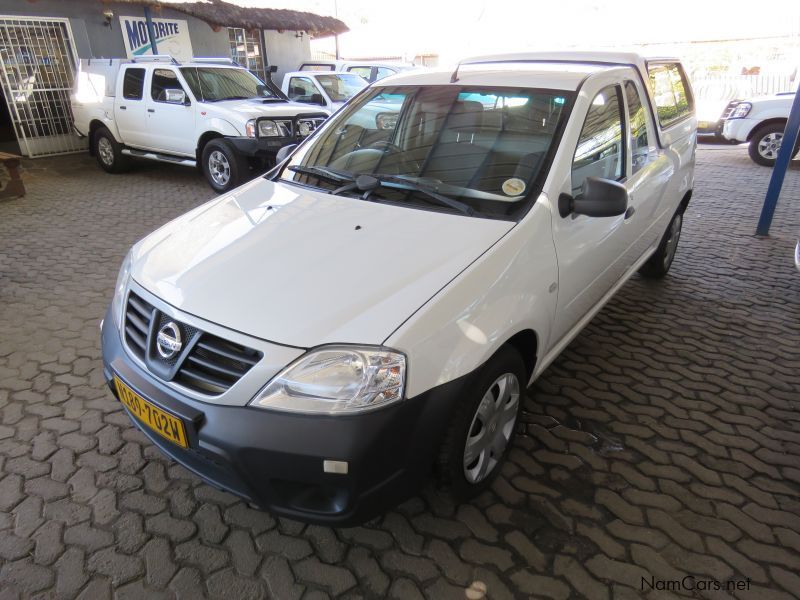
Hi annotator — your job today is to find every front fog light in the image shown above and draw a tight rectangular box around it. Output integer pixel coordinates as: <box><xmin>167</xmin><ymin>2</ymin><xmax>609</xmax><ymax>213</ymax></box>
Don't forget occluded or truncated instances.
<box><xmin>258</xmin><ymin>120</ymin><xmax>280</xmax><ymax>137</ymax></box>
<box><xmin>298</xmin><ymin>121</ymin><xmax>312</xmax><ymax>136</ymax></box>
<box><xmin>250</xmin><ymin>346</ymin><xmax>406</xmax><ymax>414</ymax></box>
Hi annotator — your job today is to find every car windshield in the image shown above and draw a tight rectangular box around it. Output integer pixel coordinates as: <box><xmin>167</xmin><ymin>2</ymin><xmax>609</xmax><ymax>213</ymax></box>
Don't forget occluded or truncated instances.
<box><xmin>280</xmin><ymin>85</ymin><xmax>572</xmax><ymax>219</ymax></box>
<box><xmin>316</xmin><ymin>74</ymin><xmax>368</xmax><ymax>101</ymax></box>
<box><xmin>180</xmin><ymin>67</ymin><xmax>281</xmax><ymax>102</ymax></box>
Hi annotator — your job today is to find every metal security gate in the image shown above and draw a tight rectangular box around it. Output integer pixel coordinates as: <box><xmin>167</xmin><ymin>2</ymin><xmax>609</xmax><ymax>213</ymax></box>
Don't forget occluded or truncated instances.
<box><xmin>0</xmin><ymin>17</ymin><xmax>87</xmax><ymax>157</ymax></box>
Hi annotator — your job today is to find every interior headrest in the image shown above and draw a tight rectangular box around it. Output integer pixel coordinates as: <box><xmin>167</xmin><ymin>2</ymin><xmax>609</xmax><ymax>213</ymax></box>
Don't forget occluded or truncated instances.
<box><xmin>446</xmin><ymin>100</ymin><xmax>483</xmax><ymax>130</ymax></box>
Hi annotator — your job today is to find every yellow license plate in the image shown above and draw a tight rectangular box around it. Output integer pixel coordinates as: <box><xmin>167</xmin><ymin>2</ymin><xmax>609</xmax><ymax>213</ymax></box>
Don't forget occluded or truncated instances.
<box><xmin>114</xmin><ymin>376</ymin><xmax>188</xmax><ymax>448</ymax></box>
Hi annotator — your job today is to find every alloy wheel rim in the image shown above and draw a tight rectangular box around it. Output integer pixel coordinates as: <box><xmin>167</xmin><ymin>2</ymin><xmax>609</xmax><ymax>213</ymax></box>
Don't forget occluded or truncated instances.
<box><xmin>758</xmin><ymin>132</ymin><xmax>783</xmax><ymax>160</ymax></box>
<box><xmin>463</xmin><ymin>372</ymin><xmax>520</xmax><ymax>484</ymax></box>
<box><xmin>98</xmin><ymin>137</ymin><xmax>114</xmax><ymax>166</ymax></box>
<box><xmin>663</xmin><ymin>213</ymin><xmax>682</xmax><ymax>269</ymax></box>
<box><xmin>209</xmin><ymin>150</ymin><xmax>231</xmax><ymax>186</ymax></box>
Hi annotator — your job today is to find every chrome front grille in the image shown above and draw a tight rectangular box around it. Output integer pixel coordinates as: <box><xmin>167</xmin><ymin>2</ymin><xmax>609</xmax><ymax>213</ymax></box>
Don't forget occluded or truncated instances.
<box><xmin>122</xmin><ymin>291</ymin><xmax>262</xmax><ymax>396</ymax></box>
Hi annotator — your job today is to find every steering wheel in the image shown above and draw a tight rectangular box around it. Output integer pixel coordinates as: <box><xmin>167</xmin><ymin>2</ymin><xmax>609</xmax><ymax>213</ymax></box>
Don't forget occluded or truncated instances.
<box><xmin>367</xmin><ymin>140</ymin><xmax>422</xmax><ymax>173</ymax></box>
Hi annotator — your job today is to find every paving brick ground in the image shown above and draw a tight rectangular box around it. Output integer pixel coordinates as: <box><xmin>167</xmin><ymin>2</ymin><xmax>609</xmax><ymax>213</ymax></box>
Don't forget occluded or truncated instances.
<box><xmin>0</xmin><ymin>145</ymin><xmax>799</xmax><ymax>599</ymax></box>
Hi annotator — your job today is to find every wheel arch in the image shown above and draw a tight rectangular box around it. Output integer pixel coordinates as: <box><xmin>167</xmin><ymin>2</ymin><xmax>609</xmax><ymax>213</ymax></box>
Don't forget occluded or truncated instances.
<box><xmin>196</xmin><ymin>131</ymin><xmax>224</xmax><ymax>164</ymax></box>
<box><xmin>88</xmin><ymin>119</ymin><xmax>112</xmax><ymax>155</ymax></box>
<box><xmin>503</xmin><ymin>329</ymin><xmax>539</xmax><ymax>383</ymax></box>
<box><xmin>746</xmin><ymin>118</ymin><xmax>787</xmax><ymax>141</ymax></box>
<box><xmin>677</xmin><ymin>189</ymin><xmax>692</xmax><ymax>215</ymax></box>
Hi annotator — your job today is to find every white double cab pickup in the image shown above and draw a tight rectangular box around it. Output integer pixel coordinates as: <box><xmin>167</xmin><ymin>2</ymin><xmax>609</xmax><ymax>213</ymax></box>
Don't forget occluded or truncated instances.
<box><xmin>71</xmin><ymin>56</ymin><xmax>330</xmax><ymax>192</ymax></box>
<box><xmin>102</xmin><ymin>51</ymin><xmax>696</xmax><ymax>524</ymax></box>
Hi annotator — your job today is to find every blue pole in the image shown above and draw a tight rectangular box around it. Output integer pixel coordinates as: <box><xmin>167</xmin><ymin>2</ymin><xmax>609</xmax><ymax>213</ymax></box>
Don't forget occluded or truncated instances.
<box><xmin>756</xmin><ymin>88</ymin><xmax>800</xmax><ymax>236</ymax></box>
<box><xmin>144</xmin><ymin>6</ymin><xmax>159</xmax><ymax>55</ymax></box>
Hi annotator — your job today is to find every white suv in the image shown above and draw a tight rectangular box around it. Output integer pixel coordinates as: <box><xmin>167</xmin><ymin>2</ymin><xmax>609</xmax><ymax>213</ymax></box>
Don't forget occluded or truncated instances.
<box><xmin>101</xmin><ymin>51</ymin><xmax>696</xmax><ymax>524</ymax></box>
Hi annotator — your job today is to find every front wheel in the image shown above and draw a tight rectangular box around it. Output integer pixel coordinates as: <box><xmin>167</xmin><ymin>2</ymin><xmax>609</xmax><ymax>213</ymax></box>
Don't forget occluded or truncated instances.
<box><xmin>639</xmin><ymin>211</ymin><xmax>683</xmax><ymax>279</ymax></box>
<box><xmin>437</xmin><ymin>346</ymin><xmax>526</xmax><ymax>501</ymax></box>
<box><xmin>748</xmin><ymin>123</ymin><xmax>786</xmax><ymax>167</ymax></box>
<box><xmin>201</xmin><ymin>139</ymin><xmax>249</xmax><ymax>193</ymax></box>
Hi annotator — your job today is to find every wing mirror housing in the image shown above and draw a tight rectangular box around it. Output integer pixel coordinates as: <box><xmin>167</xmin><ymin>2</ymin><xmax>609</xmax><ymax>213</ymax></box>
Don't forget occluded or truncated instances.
<box><xmin>164</xmin><ymin>89</ymin><xmax>189</xmax><ymax>105</ymax></box>
<box><xmin>275</xmin><ymin>144</ymin><xmax>297</xmax><ymax>164</ymax></box>
<box><xmin>558</xmin><ymin>177</ymin><xmax>628</xmax><ymax>218</ymax></box>
<box><xmin>310</xmin><ymin>93</ymin><xmax>325</xmax><ymax>106</ymax></box>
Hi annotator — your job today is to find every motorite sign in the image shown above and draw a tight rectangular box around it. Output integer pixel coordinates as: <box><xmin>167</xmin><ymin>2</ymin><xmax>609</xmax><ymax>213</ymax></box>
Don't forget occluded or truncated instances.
<box><xmin>120</xmin><ymin>16</ymin><xmax>193</xmax><ymax>62</ymax></box>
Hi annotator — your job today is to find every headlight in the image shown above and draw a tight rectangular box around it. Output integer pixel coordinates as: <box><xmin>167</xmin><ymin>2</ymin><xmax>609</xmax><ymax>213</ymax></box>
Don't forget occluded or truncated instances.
<box><xmin>258</xmin><ymin>120</ymin><xmax>281</xmax><ymax>137</ymax></box>
<box><xmin>111</xmin><ymin>250</ymin><xmax>132</xmax><ymax>328</ymax></box>
<box><xmin>730</xmin><ymin>102</ymin><xmax>752</xmax><ymax>119</ymax></box>
<box><xmin>250</xmin><ymin>346</ymin><xmax>406</xmax><ymax>414</ymax></box>
<box><xmin>297</xmin><ymin>121</ymin><xmax>312</xmax><ymax>137</ymax></box>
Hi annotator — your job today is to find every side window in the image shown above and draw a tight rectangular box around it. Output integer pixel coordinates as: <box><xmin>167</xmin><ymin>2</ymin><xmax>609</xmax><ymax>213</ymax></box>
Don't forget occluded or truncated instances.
<box><xmin>151</xmin><ymin>69</ymin><xmax>185</xmax><ymax>102</ymax></box>
<box><xmin>648</xmin><ymin>63</ymin><xmax>693</xmax><ymax>127</ymax></box>
<box><xmin>347</xmin><ymin>66</ymin><xmax>373</xmax><ymax>80</ymax></box>
<box><xmin>287</xmin><ymin>77</ymin><xmax>317</xmax><ymax>102</ymax></box>
<box><xmin>572</xmin><ymin>85</ymin><xmax>624</xmax><ymax>195</ymax></box>
<box><xmin>625</xmin><ymin>81</ymin><xmax>651</xmax><ymax>174</ymax></box>
<box><xmin>375</xmin><ymin>67</ymin><xmax>396</xmax><ymax>81</ymax></box>
<box><xmin>122</xmin><ymin>68</ymin><xmax>145</xmax><ymax>100</ymax></box>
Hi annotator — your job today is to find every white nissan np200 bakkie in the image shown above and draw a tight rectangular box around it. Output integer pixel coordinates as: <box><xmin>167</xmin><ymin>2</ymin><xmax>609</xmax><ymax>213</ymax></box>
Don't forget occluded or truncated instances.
<box><xmin>101</xmin><ymin>52</ymin><xmax>696</xmax><ymax>525</ymax></box>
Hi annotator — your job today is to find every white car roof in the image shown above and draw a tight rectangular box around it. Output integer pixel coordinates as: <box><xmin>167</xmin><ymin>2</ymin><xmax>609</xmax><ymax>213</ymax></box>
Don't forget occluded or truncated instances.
<box><xmin>375</xmin><ymin>61</ymin><xmax>616</xmax><ymax>91</ymax></box>
<box><xmin>284</xmin><ymin>71</ymin><xmax>363</xmax><ymax>78</ymax></box>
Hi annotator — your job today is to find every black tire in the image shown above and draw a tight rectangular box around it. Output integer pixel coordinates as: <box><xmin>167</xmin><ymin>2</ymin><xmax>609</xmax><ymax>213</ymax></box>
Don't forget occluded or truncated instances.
<box><xmin>201</xmin><ymin>138</ymin><xmax>250</xmax><ymax>193</ymax></box>
<box><xmin>93</xmin><ymin>127</ymin><xmax>129</xmax><ymax>173</ymax></box>
<box><xmin>639</xmin><ymin>210</ymin><xmax>683</xmax><ymax>279</ymax></box>
<box><xmin>437</xmin><ymin>345</ymin><xmax>526</xmax><ymax>501</ymax></box>
<box><xmin>748</xmin><ymin>122</ymin><xmax>786</xmax><ymax>167</ymax></box>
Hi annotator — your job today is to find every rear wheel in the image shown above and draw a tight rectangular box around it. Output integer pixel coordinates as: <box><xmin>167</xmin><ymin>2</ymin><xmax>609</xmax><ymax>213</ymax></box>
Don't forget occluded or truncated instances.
<box><xmin>437</xmin><ymin>346</ymin><xmax>525</xmax><ymax>501</ymax></box>
<box><xmin>202</xmin><ymin>139</ymin><xmax>249</xmax><ymax>193</ymax></box>
<box><xmin>639</xmin><ymin>210</ymin><xmax>682</xmax><ymax>279</ymax></box>
<box><xmin>93</xmin><ymin>127</ymin><xmax>129</xmax><ymax>173</ymax></box>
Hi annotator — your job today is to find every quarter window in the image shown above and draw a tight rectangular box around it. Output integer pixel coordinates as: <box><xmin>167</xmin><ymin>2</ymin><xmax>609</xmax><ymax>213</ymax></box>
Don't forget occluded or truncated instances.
<box><xmin>572</xmin><ymin>85</ymin><xmax>624</xmax><ymax>195</ymax></box>
<box><xmin>287</xmin><ymin>77</ymin><xmax>318</xmax><ymax>102</ymax></box>
<box><xmin>375</xmin><ymin>67</ymin><xmax>396</xmax><ymax>81</ymax></box>
<box><xmin>151</xmin><ymin>69</ymin><xmax>185</xmax><ymax>102</ymax></box>
<box><xmin>625</xmin><ymin>81</ymin><xmax>650</xmax><ymax>174</ymax></box>
<box><xmin>648</xmin><ymin>63</ymin><xmax>693</xmax><ymax>127</ymax></box>
<box><xmin>348</xmin><ymin>66</ymin><xmax>373</xmax><ymax>80</ymax></box>
<box><xmin>122</xmin><ymin>68</ymin><xmax>145</xmax><ymax>100</ymax></box>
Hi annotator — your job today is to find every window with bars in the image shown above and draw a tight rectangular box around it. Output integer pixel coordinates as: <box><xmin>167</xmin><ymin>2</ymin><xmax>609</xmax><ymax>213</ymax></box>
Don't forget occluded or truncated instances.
<box><xmin>228</xmin><ymin>28</ymin><xmax>266</xmax><ymax>82</ymax></box>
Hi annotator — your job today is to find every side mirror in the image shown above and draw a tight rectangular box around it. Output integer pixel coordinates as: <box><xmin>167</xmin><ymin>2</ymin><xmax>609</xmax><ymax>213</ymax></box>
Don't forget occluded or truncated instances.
<box><xmin>558</xmin><ymin>177</ymin><xmax>628</xmax><ymax>218</ymax></box>
<box><xmin>275</xmin><ymin>144</ymin><xmax>297</xmax><ymax>164</ymax></box>
<box><xmin>256</xmin><ymin>84</ymin><xmax>266</xmax><ymax>97</ymax></box>
<box><xmin>310</xmin><ymin>93</ymin><xmax>325</xmax><ymax>106</ymax></box>
<box><xmin>164</xmin><ymin>89</ymin><xmax>188</xmax><ymax>105</ymax></box>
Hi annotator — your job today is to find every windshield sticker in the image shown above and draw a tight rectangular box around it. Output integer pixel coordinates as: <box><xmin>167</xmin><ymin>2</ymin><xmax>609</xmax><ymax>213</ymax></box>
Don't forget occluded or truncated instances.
<box><xmin>502</xmin><ymin>178</ymin><xmax>526</xmax><ymax>196</ymax></box>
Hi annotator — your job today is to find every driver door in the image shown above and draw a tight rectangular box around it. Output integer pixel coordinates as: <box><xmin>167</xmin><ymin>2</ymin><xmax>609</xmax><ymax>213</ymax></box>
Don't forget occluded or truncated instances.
<box><xmin>144</xmin><ymin>68</ymin><xmax>195</xmax><ymax>156</ymax></box>
<box><xmin>550</xmin><ymin>82</ymin><xmax>631</xmax><ymax>344</ymax></box>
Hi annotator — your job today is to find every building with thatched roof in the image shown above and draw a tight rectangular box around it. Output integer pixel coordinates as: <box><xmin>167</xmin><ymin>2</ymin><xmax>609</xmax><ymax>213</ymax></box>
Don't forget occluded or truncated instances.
<box><xmin>0</xmin><ymin>0</ymin><xmax>347</xmax><ymax>156</ymax></box>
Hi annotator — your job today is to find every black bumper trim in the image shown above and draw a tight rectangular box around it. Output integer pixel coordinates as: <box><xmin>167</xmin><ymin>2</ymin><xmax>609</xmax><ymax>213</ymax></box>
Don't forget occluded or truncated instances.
<box><xmin>101</xmin><ymin>306</ymin><xmax>469</xmax><ymax>525</ymax></box>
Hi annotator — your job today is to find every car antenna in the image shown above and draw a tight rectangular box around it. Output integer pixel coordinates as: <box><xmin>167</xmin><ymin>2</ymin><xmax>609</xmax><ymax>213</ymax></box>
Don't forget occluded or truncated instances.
<box><xmin>450</xmin><ymin>61</ymin><xmax>462</xmax><ymax>83</ymax></box>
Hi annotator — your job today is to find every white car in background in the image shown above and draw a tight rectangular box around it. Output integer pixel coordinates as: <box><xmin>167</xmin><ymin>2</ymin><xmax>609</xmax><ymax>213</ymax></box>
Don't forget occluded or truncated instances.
<box><xmin>298</xmin><ymin>60</ymin><xmax>416</xmax><ymax>83</ymax></box>
<box><xmin>722</xmin><ymin>91</ymin><xmax>799</xmax><ymax>166</ymax></box>
<box><xmin>281</xmin><ymin>71</ymin><xmax>368</xmax><ymax>113</ymax></box>
<box><xmin>102</xmin><ymin>51</ymin><xmax>696</xmax><ymax>524</ymax></box>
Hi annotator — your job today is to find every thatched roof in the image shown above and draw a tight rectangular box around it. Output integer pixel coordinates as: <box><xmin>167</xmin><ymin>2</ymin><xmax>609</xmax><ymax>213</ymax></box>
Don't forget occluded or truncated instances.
<box><xmin>109</xmin><ymin>0</ymin><xmax>348</xmax><ymax>38</ymax></box>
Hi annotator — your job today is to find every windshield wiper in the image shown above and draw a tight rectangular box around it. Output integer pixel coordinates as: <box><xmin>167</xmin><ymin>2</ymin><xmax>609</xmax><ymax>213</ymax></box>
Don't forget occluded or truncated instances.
<box><xmin>362</xmin><ymin>174</ymin><xmax>476</xmax><ymax>217</ymax></box>
<box><xmin>287</xmin><ymin>165</ymin><xmax>354</xmax><ymax>184</ymax></box>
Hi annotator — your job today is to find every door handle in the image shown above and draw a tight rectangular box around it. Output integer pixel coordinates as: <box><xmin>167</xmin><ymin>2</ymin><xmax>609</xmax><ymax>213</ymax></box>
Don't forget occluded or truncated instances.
<box><xmin>119</xmin><ymin>106</ymin><xmax>126</xmax><ymax>110</ymax></box>
<box><xmin>147</xmin><ymin>108</ymin><xmax>155</xmax><ymax>113</ymax></box>
<box><xmin>624</xmin><ymin>206</ymin><xmax>635</xmax><ymax>220</ymax></box>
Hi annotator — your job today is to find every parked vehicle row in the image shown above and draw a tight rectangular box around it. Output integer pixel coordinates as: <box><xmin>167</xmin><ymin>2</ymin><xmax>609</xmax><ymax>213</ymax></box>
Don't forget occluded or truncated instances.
<box><xmin>101</xmin><ymin>51</ymin><xmax>697</xmax><ymax>524</ymax></box>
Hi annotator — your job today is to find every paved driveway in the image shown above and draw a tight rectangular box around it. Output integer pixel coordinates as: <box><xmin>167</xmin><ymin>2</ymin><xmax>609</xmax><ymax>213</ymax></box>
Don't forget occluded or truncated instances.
<box><xmin>0</xmin><ymin>147</ymin><xmax>799</xmax><ymax>599</ymax></box>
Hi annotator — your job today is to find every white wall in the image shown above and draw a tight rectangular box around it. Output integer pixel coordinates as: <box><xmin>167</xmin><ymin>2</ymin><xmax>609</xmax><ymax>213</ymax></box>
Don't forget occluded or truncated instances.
<box><xmin>264</xmin><ymin>31</ymin><xmax>312</xmax><ymax>85</ymax></box>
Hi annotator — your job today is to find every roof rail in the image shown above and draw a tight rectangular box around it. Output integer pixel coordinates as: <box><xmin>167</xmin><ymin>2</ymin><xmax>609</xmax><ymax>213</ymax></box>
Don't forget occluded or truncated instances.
<box><xmin>192</xmin><ymin>57</ymin><xmax>242</xmax><ymax>67</ymax></box>
<box><xmin>132</xmin><ymin>55</ymin><xmax>180</xmax><ymax>65</ymax></box>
